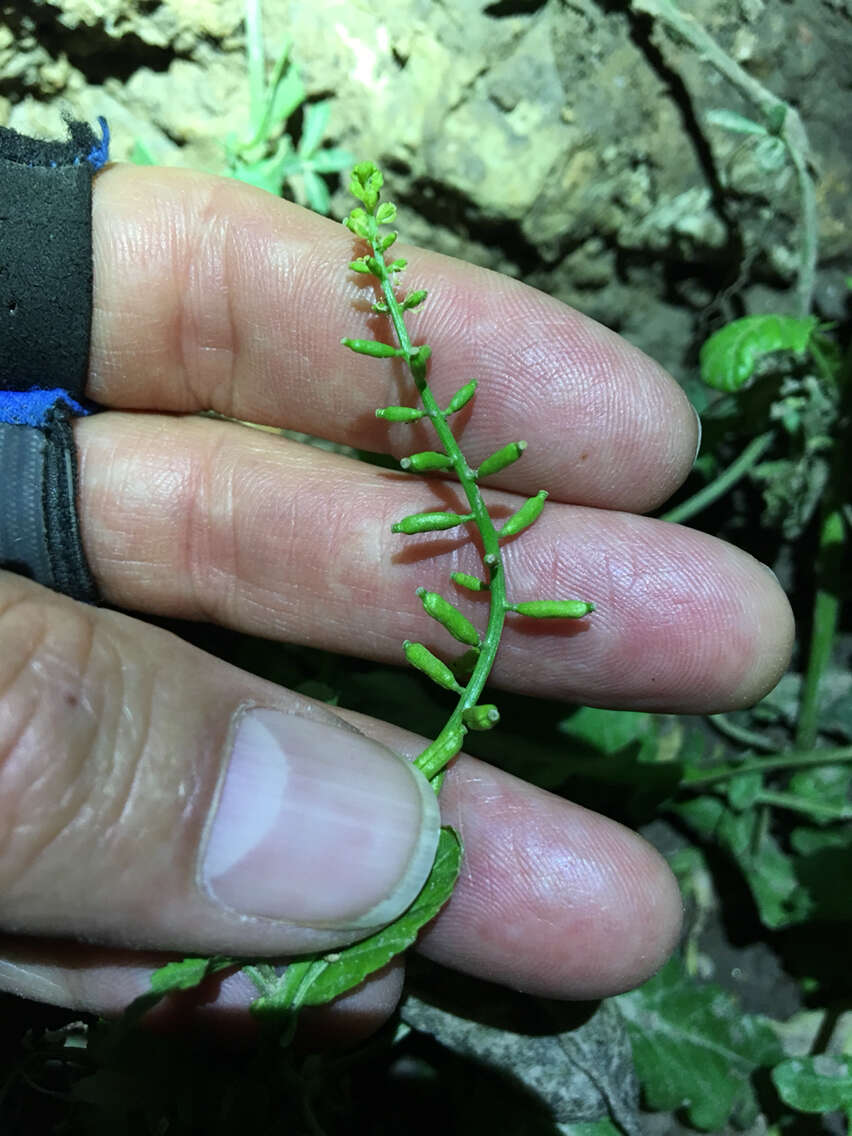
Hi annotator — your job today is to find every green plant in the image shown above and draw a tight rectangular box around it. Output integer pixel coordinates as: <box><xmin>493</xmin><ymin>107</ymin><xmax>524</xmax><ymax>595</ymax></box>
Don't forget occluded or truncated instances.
<box><xmin>132</xmin><ymin>0</ymin><xmax>353</xmax><ymax>214</ymax></box>
<box><xmin>111</xmin><ymin>159</ymin><xmax>594</xmax><ymax>1038</ymax></box>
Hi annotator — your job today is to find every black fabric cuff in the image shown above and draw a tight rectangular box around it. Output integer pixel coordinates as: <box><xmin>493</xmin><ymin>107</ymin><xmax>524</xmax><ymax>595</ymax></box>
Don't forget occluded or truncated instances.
<box><xmin>0</xmin><ymin>116</ymin><xmax>109</xmax><ymax>605</ymax></box>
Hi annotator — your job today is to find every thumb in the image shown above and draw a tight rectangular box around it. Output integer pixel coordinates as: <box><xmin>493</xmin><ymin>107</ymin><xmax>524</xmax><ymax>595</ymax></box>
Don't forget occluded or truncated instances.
<box><xmin>0</xmin><ymin>573</ymin><xmax>440</xmax><ymax>956</ymax></box>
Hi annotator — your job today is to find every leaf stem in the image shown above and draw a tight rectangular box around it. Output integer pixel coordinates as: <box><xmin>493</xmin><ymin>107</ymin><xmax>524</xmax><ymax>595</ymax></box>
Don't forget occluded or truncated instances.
<box><xmin>708</xmin><ymin>713</ymin><xmax>781</xmax><ymax>753</ymax></box>
<box><xmin>629</xmin><ymin>0</ymin><xmax>817</xmax><ymax>314</ymax></box>
<box><xmin>661</xmin><ymin>431</ymin><xmax>774</xmax><ymax>524</ymax></box>
<box><xmin>796</xmin><ymin>507</ymin><xmax>845</xmax><ymax>751</ymax></box>
<box><xmin>367</xmin><ymin>238</ymin><xmax>509</xmax><ymax>779</ymax></box>
<box><xmin>681</xmin><ymin>744</ymin><xmax>852</xmax><ymax>789</ymax></box>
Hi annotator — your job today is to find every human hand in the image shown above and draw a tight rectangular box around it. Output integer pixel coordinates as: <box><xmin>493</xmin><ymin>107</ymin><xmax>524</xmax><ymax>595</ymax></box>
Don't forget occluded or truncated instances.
<box><xmin>0</xmin><ymin>164</ymin><xmax>793</xmax><ymax>1037</ymax></box>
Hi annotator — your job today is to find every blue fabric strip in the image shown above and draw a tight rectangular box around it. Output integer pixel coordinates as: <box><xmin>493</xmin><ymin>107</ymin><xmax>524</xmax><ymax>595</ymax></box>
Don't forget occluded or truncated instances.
<box><xmin>0</xmin><ymin>388</ymin><xmax>93</xmax><ymax>427</ymax></box>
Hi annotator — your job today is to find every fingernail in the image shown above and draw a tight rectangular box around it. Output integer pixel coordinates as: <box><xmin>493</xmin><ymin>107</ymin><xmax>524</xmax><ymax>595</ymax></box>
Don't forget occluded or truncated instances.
<box><xmin>201</xmin><ymin>707</ymin><xmax>440</xmax><ymax>929</ymax></box>
<box><xmin>691</xmin><ymin>403</ymin><xmax>703</xmax><ymax>465</ymax></box>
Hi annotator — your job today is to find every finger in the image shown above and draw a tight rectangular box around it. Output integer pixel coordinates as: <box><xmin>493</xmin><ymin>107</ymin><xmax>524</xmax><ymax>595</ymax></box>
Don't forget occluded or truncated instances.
<box><xmin>0</xmin><ymin>938</ymin><xmax>404</xmax><ymax>1043</ymax></box>
<box><xmin>0</xmin><ymin>573</ymin><xmax>440</xmax><ymax>956</ymax></box>
<box><xmin>77</xmin><ymin>412</ymin><xmax>794</xmax><ymax>712</ymax></box>
<box><xmin>89</xmin><ymin>165</ymin><xmax>697</xmax><ymax>513</ymax></box>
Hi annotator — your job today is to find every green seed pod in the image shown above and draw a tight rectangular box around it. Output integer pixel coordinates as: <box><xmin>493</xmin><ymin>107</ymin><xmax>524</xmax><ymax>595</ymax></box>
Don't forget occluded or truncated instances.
<box><xmin>343</xmin><ymin>208</ymin><xmax>373</xmax><ymax>239</ymax></box>
<box><xmin>375</xmin><ymin>405</ymin><xmax>424</xmax><ymax>422</ymax></box>
<box><xmin>477</xmin><ymin>440</ymin><xmax>527</xmax><ymax>479</ymax></box>
<box><xmin>499</xmin><ymin>490</ymin><xmax>548</xmax><ymax>538</ymax></box>
<box><xmin>379</xmin><ymin>231</ymin><xmax>397</xmax><ymax>252</ymax></box>
<box><xmin>348</xmin><ymin>257</ymin><xmax>371</xmax><ymax>274</ymax></box>
<box><xmin>341</xmin><ymin>337</ymin><xmax>406</xmax><ymax>358</ymax></box>
<box><xmin>462</xmin><ymin>704</ymin><xmax>500</xmax><ymax>731</ymax></box>
<box><xmin>400</xmin><ymin>451</ymin><xmax>454</xmax><ymax>472</ymax></box>
<box><xmin>415</xmin><ymin>723</ymin><xmax>467</xmax><ymax>779</ymax></box>
<box><xmin>416</xmin><ymin>588</ymin><xmax>480</xmax><ymax>646</ymax></box>
<box><xmin>444</xmin><ymin>380</ymin><xmax>478</xmax><ymax>415</ymax></box>
<box><xmin>510</xmin><ymin>600</ymin><xmax>595</xmax><ymax>619</ymax></box>
<box><xmin>391</xmin><ymin>511</ymin><xmax>473</xmax><ymax>534</ymax></box>
<box><xmin>403</xmin><ymin>641</ymin><xmax>463</xmax><ymax>692</ymax></box>
<box><xmin>450</xmin><ymin>571</ymin><xmax>488</xmax><ymax>592</ymax></box>
<box><xmin>409</xmin><ymin>345</ymin><xmax>432</xmax><ymax>381</ymax></box>
<box><xmin>402</xmin><ymin>289</ymin><xmax>428</xmax><ymax>311</ymax></box>
<box><xmin>376</xmin><ymin>201</ymin><xmax>397</xmax><ymax>224</ymax></box>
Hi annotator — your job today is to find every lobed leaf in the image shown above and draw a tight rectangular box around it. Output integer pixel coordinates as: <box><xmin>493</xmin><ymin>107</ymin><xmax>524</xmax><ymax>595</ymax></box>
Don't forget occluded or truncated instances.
<box><xmin>617</xmin><ymin>957</ymin><xmax>782</xmax><ymax>1130</ymax></box>
<box><xmin>772</xmin><ymin>1056</ymin><xmax>852</xmax><ymax>1117</ymax></box>
<box><xmin>700</xmin><ymin>314</ymin><xmax>819</xmax><ymax>391</ymax></box>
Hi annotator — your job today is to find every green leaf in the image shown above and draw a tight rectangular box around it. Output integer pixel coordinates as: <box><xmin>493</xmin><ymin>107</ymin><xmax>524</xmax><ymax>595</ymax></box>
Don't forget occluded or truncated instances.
<box><xmin>675</xmin><ymin>795</ymin><xmax>813</xmax><ymax>928</ymax></box>
<box><xmin>727</xmin><ymin>769</ymin><xmax>763</xmax><ymax>810</ymax></box>
<box><xmin>558</xmin><ymin>706</ymin><xmax>654</xmax><ymax>755</ymax></box>
<box><xmin>149</xmin><ymin>955</ymin><xmax>235</xmax><ymax>995</ymax></box>
<box><xmin>341</xmin><ymin>337</ymin><xmax>405</xmax><ymax>358</ymax></box>
<box><xmin>252</xmin><ymin>827</ymin><xmax>462</xmax><ymax>1016</ymax></box>
<box><xmin>297</xmin><ymin>100</ymin><xmax>330</xmax><ymax>157</ymax></box>
<box><xmin>706</xmin><ymin>108</ymin><xmax>770</xmax><ymax>136</ymax></box>
<box><xmin>617</xmin><ymin>957</ymin><xmax>782</xmax><ymax>1130</ymax></box>
<box><xmin>772</xmin><ymin>1056</ymin><xmax>852</xmax><ymax>1117</ymax></box>
<box><xmin>269</xmin><ymin>64</ymin><xmax>305</xmax><ymax>126</ymax></box>
<box><xmin>700</xmin><ymin>314</ymin><xmax>819</xmax><ymax>391</ymax></box>
<box><xmin>499</xmin><ymin>490</ymin><xmax>548</xmax><ymax>538</ymax></box>
<box><xmin>311</xmin><ymin>146</ymin><xmax>356</xmax><ymax>173</ymax></box>
<box><xmin>300</xmin><ymin>167</ymin><xmax>330</xmax><ymax>215</ymax></box>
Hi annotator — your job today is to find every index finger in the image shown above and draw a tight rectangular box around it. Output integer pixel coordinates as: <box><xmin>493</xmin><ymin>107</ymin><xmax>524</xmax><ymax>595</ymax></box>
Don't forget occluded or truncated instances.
<box><xmin>89</xmin><ymin>165</ymin><xmax>697</xmax><ymax>513</ymax></box>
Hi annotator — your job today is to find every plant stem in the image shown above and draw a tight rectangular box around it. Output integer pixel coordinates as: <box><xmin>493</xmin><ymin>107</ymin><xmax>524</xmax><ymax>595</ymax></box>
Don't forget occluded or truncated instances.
<box><xmin>368</xmin><ymin>244</ymin><xmax>509</xmax><ymax>780</ymax></box>
<box><xmin>661</xmin><ymin>431</ymin><xmax>774</xmax><ymax>524</ymax></box>
<box><xmin>630</xmin><ymin>0</ymin><xmax>817</xmax><ymax>315</ymax></box>
<box><xmin>796</xmin><ymin>507</ymin><xmax>844</xmax><ymax>751</ymax></box>
<box><xmin>753</xmin><ymin>789</ymin><xmax>851</xmax><ymax>822</ymax></box>
<box><xmin>708</xmin><ymin>713</ymin><xmax>780</xmax><ymax>753</ymax></box>
<box><xmin>244</xmin><ymin>0</ymin><xmax>266</xmax><ymax>132</ymax></box>
<box><xmin>681</xmin><ymin>744</ymin><xmax>852</xmax><ymax>789</ymax></box>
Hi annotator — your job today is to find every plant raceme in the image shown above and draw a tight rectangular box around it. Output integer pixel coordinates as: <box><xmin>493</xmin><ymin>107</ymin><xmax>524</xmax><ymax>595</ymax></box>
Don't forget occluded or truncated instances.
<box><xmin>126</xmin><ymin>161</ymin><xmax>594</xmax><ymax>1035</ymax></box>
<box><xmin>343</xmin><ymin>160</ymin><xmax>594</xmax><ymax>782</ymax></box>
